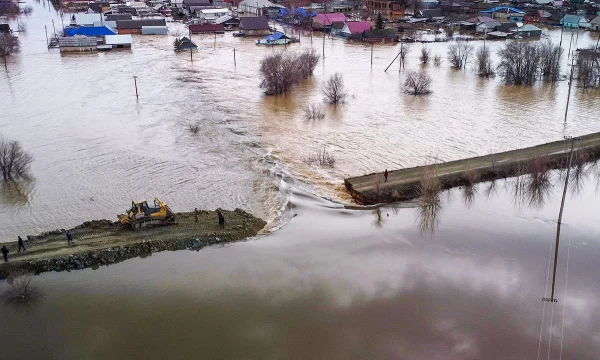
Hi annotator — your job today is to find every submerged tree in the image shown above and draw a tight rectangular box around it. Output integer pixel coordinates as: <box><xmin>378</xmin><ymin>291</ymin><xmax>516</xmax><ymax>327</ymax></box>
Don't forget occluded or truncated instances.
<box><xmin>420</xmin><ymin>46</ymin><xmax>431</xmax><ymax>64</ymax></box>
<box><xmin>259</xmin><ymin>49</ymin><xmax>320</xmax><ymax>95</ymax></box>
<box><xmin>447</xmin><ymin>40</ymin><xmax>473</xmax><ymax>70</ymax></box>
<box><xmin>538</xmin><ymin>40</ymin><xmax>563</xmax><ymax>82</ymax></box>
<box><xmin>475</xmin><ymin>46</ymin><xmax>494</xmax><ymax>77</ymax></box>
<box><xmin>0</xmin><ymin>137</ymin><xmax>33</xmax><ymax>181</ymax></box>
<box><xmin>404</xmin><ymin>70</ymin><xmax>432</xmax><ymax>95</ymax></box>
<box><xmin>323</xmin><ymin>72</ymin><xmax>348</xmax><ymax>104</ymax></box>
<box><xmin>497</xmin><ymin>41</ymin><xmax>540</xmax><ymax>85</ymax></box>
<box><xmin>576</xmin><ymin>49</ymin><xmax>600</xmax><ymax>89</ymax></box>
<box><xmin>0</xmin><ymin>33</ymin><xmax>20</xmax><ymax>69</ymax></box>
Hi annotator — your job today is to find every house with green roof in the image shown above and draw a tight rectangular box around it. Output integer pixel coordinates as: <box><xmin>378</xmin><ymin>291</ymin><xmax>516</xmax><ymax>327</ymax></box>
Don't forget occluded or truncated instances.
<box><xmin>560</xmin><ymin>14</ymin><xmax>591</xmax><ymax>28</ymax></box>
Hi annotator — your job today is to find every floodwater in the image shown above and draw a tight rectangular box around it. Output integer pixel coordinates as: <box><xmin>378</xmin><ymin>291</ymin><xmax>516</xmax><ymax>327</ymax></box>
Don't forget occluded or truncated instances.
<box><xmin>2</xmin><ymin>1</ymin><xmax>600</xmax><ymax>358</ymax></box>
<box><xmin>2</xmin><ymin>1</ymin><xmax>600</xmax><ymax>237</ymax></box>
<box><xmin>2</xmin><ymin>168</ymin><xmax>600</xmax><ymax>359</ymax></box>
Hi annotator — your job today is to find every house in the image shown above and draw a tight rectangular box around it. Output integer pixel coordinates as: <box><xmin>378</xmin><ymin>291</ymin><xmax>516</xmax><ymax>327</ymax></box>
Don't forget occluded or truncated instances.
<box><xmin>523</xmin><ymin>10</ymin><xmax>551</xmax><ymax>24</ymax></box>
<box><xmin>104</xmin><ymin>34</ymin><xmax>132</xmax><ymax>48</ymax></box>
<box><xmin>58</xmin><ymin>36</ymin><xmax>98</xmax><ymax>52</ymax></box>
<box><xmin>183</xmin><ymin>0</ymin><xmax>212</xmax><ymax>12</ymax></box>
<box><xmin>495</xmin><ymin>21</ymin><xmax>518</xmax><ymax>32</ymax></box>
<box><xmin>468</xmin><ymin>16</ymin><xmax>501</xmax><ymax>32</ymax></box>
<box><xmin>105</xmin><ymin>14</ymin><xmax>133</xmax><ymax>21</ymax></box>
<box><xmin>116</xmin><ymin>19</ymin><xmax>167</xmax><ymax>34</ymax></box>
<box><xmin>561</xmin><ymin>14</ymin><xmax>591</xmax><ymax>28</ymax></box>
<box><xmin>189</xmin><ymin>23</ymin><xmax>226</xmax><ymax>33</ymax></box>
<box><xmin>71</xmin><ymin>13</ymin><xmax>103</xmax><ymax>27</ymax></box>
<box><xmin>331</xmin><ymin>21</ymin><xmax>345</xmax><ymax>35</ymax></box>
<box><xmin>215</xmin><ymin>15</ymin><xmax>240</xmax><ymax>27</ymax></box>
<box><xmin>486</xmin><ymin>30</ymin><xmax>510</xmax><ymax>38</ymax></box>
<box><xmin>340</xmin><ymin>21</ymin><xmax>372</xmax><ymax>37</ymax></box>
<box><xmin>141</xmin><ymin>26</ymin><xmax>169</xmax><ymax>35</ymax></box>
<box><xmin>0</xmin><ymin>24</ymin><xmax>10</xmax><ymax>34</ymax></box>
<box><xmin>422</xmin><ymin>0</ymin><xmax>439</xmax><ymax>9</ymax></box>
<box><xmin>591</xmin><ymin>15</ymin><xmax>600</xmax><ymax>31</ymax></box>
<box><xmin>198</xmin><ymin>8</ymin><xmax>230</xmax><ymax>21</ymax></box>
<box><xmin>415</xmin><ymin>8</ymin><xmax>445</xmax><ymax>20</ymax></box>
<box><xmin>312</xmin><ymin>13</ymin><xmax>346</xmax><ymax>29</ymax></box>
<box><xmin>480</xmin><ymin>6</ymin><xmax>524</xmax><ymax>20</ymax></box>
<box><xmin>238</xmin><ymin>0</ymin><xmax>284</xmax><ymax>16</ymax></box>
<box><xmin>256</xmin><ymin>31</ymin><xmax>290</xmax><ymax>45</ymax></box>
<box><xmin>365</xmin><ymin>0</ymin><xmax>406</xmax><ymax>19</ymax></box>
<box><xmin>64</xmin><ymin>26</ymin><xmax>117</xmax><ymax>37</ymax></box>
<box><xmin>239</xmin><ymin>16</ymin><xmax>270</xmax><ymax>35</ymax></box>
<box><xmin>362</xmin><ymin>28</ymin><xmax>397</xmax><ymax>43</ymax></box>
<box><xmin>174</xmin><ymin>36</ymin><xmax>198</xmax><ymax>51</ymax></box>
<box><xmin>515</xmin><ymin>23</ymin><xmax>542</xmax><ymax>37</ymax></box>
<box><xmin>88</xmin><ymin>2</ymin><xmax>111</xmax><ymax>13</ymax></box>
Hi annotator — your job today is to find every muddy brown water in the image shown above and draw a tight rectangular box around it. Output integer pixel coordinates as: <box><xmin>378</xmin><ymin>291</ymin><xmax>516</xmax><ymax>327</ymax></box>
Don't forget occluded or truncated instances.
<box><xmin>1</xmin><ymin>1</ymin><xmax>600</xmax><ymax>358</ymax></box>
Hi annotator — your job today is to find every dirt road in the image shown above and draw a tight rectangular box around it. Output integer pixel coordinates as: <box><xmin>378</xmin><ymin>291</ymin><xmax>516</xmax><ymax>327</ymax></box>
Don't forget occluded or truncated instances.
<box><xmin>0</xmin><ymin>209</ymin><xmax>265</xmax><ymax>279</ymax></box>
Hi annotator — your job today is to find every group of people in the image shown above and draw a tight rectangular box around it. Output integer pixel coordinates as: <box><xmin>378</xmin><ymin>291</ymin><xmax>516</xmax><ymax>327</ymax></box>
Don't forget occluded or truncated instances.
<box><xmin>1</xmin><ymin>231</ymin><xmax>74</xmax><ymax>262</ymax></box>
<box><xmin>1</xmin><ymin>211</ymin><xmax>227</xmax><ymax>263</ymax></box>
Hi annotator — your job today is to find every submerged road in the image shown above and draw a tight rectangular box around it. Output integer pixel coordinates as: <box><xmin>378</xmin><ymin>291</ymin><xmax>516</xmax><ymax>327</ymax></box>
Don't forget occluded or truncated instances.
<box><xmin>345</xmin><ymin>132</ymin><xmax>600</xmax><ymax>205</ymax></box>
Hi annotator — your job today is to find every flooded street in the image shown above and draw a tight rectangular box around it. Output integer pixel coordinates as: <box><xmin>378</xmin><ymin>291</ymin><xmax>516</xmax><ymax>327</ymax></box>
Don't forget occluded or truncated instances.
<box><xmin>1</xmin><ymin>1</ymin><xmax>600</xmax><ymax>357</ymax></box>
<box><xmin>2</xmin><ymin>170</ymin><xmax>600</xmax><ymax>358</ymax></box>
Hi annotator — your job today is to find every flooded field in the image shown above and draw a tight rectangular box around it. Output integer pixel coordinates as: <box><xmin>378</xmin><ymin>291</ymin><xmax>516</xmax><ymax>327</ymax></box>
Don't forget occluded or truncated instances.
<box><xmin>1</xmin><ymin>1</ymin><xmax>600</xmax><ymax>238</ymax></box>
<box><xmin>1</xmin><ymin>168</ymin><xmax>599</xmax><ymax>359</ymax></box>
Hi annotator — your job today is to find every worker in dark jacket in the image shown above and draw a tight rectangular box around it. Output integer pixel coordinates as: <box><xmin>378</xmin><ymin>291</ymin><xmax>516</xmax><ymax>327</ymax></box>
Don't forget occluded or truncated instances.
<box><xmin>217</xmin><ymin>210</ymin><xmax>225</xmax><ymax>229</ymax></box>
<box><xmin>1</xmin><ymin>245</ymin><xmax>8</xmax><ymax>262</ymax></box>
<box><xmin>17</xmin><ymin>236</ymin><xmax>26</xmax><ymax>252</ymax></box>
<box><xmin>66</xmin><ymin>231</ymin><xmax>73</xmax><ymax>244</ymax></box>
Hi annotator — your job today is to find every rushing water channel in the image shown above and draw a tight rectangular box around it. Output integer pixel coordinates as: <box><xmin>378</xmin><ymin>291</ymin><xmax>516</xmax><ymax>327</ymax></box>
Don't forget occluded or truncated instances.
<box><xmin>1</xmin><ymin>1</ymin><xmax>600</xmax><ymax>357</ymax></box>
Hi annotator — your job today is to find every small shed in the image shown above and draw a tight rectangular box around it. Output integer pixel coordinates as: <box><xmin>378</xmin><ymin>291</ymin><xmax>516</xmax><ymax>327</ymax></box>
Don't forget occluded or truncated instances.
<box><xmin>515</xmin><ymin>24</ymin><xmax>542</xmax><ymax>38</ymax></box>
<box><xmin>104</xmin><ymin>34</ymin><xmax>132</xmax><ymax>48</ymax></box>
<box><xmin>362</xmin><ymin>29</ymin><xmax>398</xmax><ymax>43</ymax></box>
<box><xmin>174</xmin><ymin>36</ymin><xmax>197</xmax><ymax>51</ymax></box>
<box><xmin>239</xmin><ymin>16</ymin><xmax>270</xmax><ymax>36</ymax></box>
<box><xmin>312</xmin><ymin>13</ymin><xmax>346</xmax><ymax>29</ymax></box>
<box><xmin>142</xmin><ymin>26</ymin><xmax>168</xmax><ymax>35</ymax></box>
<box><xmin>340</xmin><ymin>21</ymin><xmax>372</xmax><ymax>37</ymax></box>
<box><xmin>58</xmin><ymin>36</ymin><xmax>98</xmax><ymax>52</ymax></box>
<box><xmin>591</xmin><ymin>15</ymin><xmax>600</xmax><ymax>31</ymax></box>
<box><xmin>189</xmin><ymin>24</ymin><xmax>225</xmax><ymax>34</ymax></box>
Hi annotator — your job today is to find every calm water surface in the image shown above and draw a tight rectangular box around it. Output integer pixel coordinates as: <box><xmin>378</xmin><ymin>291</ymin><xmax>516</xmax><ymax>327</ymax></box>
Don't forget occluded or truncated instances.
<box><xmin>1</xmin><ymin>170</ymin><xmax>600</xmax><ymax>359</ymax></box>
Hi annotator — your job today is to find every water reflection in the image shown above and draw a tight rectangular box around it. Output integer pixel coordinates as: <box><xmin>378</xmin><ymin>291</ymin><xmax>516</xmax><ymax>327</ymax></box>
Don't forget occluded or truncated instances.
<box><xmin>0</xmin><ymin>179</ymin><xmax>34</xmax><ymax>207</ymax></box>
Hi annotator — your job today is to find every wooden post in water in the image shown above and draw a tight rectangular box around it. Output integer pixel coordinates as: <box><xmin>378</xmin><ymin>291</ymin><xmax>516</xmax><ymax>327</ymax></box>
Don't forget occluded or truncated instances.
<box><xmin>233</xmin><ymin>48</ymin><xmax>236</xmax><ymax>68</ymax></box>
<box><xmin>371</xmin><ymin>43</ymin><xmax>373</xmax><ymax>68</ymax></box>
<box><xmin>52</xmin><ymin>19</ymin><xmax>56</xmax><ymax>36</ymax></box>
<box><xmin>133</xmin><ymin>76</ymin><xmax>139</xmax><ymax>99</ymax></box>
<box><xmin>214</xmin><ymin>33</ymin><xmax>216</xmax><ymax>49</ymax></box>
<box><xmin>44</xmin><ymin>25</ymin><xmax>49</xmax><ymax>49</ymax></box>
<box><xmin>190</xmin><ymin>48</ymin><xmax>193</xmax><ymax>61</ymax></box>
<box><xmin>322</xmin><ymin>28</ymin><xmax>325</xmax><ymax>59</ymax></box>
<box><xmin>194</xmin><ymin>208</ymin><xmax>198</xmax><ymax>222</ymax></box>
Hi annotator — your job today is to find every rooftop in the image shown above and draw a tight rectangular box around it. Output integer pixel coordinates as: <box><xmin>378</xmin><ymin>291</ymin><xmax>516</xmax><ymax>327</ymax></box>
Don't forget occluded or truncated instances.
<box><xmin>239</xmin><ymin>16</ymin><xmax>270</xmax><ymax>30</ymax></box>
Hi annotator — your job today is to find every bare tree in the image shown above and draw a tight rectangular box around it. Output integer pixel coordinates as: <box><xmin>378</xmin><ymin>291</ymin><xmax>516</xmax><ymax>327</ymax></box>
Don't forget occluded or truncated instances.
<box><xmin>447</xmin><ymin>41</ymin><xmax>473</xmax><ymax>70</ymax></box>
<box><xmin>433</xmin><ymin>53</ymin><xmax>442</xmax><ymax>66</ymax></box>
<box><xmin>576</xmin><ymin>49</ymin><xmax>600</xmax><ymax>89</ymax></box>
<box><xmin>259</xmin><ymin>49</ymin><xmax>320</xmax><ymax>95</ymax></box>
<box><xmin>0</xmin><ymin>34</ymin><xmax>20</xmax><ymax>69</ymax></box>
<box><xmin>538</xmin><ymin>40</ymin><xmax>562</xmax><ymax>82</ymax></box>
<box><xmin>404</xmin><ymin>70</ymin><xmax>432</xmax><ymax>95</ymax></box>
<box><xmin>420</xmin><ymin>45</ymin><xmax>431</xmax><ymax>64</ymax></box>
<box><xmin>0</xmin><ymin>137</ymin><xmax>33</xmax><ymax>181</ymax></box>
<box><xmin>399</xmin><ymin>42</ymin><xmax>412</xmax><ymax>69</ymax></box>
<box><xmin>303</xmin><ymin>104</ymin><xmax>325</xmax><ymax>119</ymax></box>
<box><xmin>303</xmin><ymin>148</ymin><xmax>336</xmax><ymax>167</ymax></box>
<box><xmin>497</xmin><ymin>41</ymin><xmax>540</xmax><ymax>85</ymax></box>
<box><xmin>323</xmin><ymin>73</ymin><xmax>348</xmax><ymax>104</ymax></box>
<box><xmin>2</xmin><ymin>270</ymin><xmax>41</xmax><ymax>305</ymax></box>
<box><xmin>475</xmin><ymin>46</ymin><xmax>494</xmax><ymax>77</ymax></box>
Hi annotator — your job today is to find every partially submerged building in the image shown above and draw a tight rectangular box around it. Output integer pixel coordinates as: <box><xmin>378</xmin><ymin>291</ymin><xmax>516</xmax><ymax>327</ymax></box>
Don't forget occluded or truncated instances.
<box><xmin>116</xmin><ymin>19</ymin><xmax>167</xmax><ymax>34</ymax></box>
<box><xmin>189</xmin><ymin>23</ymin><xmax>225</xmax><ymax>33</ymax></box>
<box><xmin>238</xmin><ymin>16</ymin><xmax>271</xmax><ymax>36</ymax></box>
<box><xmin>58</xmin><ymin>36</ymin><xmax>98</xmax><ymax>53</ymax></box>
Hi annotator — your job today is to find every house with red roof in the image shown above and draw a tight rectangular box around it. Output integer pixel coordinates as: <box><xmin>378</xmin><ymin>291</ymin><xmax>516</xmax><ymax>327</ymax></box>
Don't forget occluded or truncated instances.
<box><xmin>312</xmin><ymin>13</ymin><xmax>346</xmax><ymax>29</ymax></box>
<box><xmin>340</xmin><ymin>21</ymin><xmax>372</xmax><ymax>37</ymax></box>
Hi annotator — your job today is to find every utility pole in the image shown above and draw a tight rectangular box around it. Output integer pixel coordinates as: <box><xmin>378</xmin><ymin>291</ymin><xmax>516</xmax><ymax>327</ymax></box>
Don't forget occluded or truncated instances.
<box><xmin>52</xmin><ymin>19</ymin><xmax>56</xmax><ymax>37</ymax></box>
<box><xmin>564</xmin><ymin>51</ymin><xmax>575</xmax><ymax>123</ymax></box>
<box><xmin>233</xmin><ymin>48</ymin><xmax>236</xmax><ymax>68</ymax></box>
<box><xmin>371</xmin><ymin>43</ymin><xmax>373</xmax><ymax>68</ymax></box>
<box><xmin>133</xmin><ymin>76</ymin><xmax>139</xmax><ymax>99</ymax></box>
<box><xmin>543</xmin><ymin>136</ymin><xmax>581</xmax><ymax>303</ymax></box>
<box><xmin>44</xmin><ymin>25</ymin><xmax>49</xmax><ymax>49</ymax></box>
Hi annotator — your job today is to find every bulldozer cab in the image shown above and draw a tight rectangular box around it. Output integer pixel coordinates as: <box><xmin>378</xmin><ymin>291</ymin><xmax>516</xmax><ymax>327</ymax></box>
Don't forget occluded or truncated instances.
<box><xmin>119</xmin><ymin>197</ymin><xmax>174</xmax><ymax>229</ymax></box>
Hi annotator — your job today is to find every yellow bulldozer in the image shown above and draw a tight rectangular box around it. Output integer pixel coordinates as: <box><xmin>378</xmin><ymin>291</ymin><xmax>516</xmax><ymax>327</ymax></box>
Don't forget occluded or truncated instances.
<box><xmin>118</xmin><ymin>197</ymin><xmax>176</xmax><ymax>230</ymax></box>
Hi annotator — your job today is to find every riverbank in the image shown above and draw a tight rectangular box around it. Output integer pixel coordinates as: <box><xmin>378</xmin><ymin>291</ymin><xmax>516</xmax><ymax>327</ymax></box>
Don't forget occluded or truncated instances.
<box><xmin>345</xmin><ymin>132</ymin><xmax>600</xmax><ymax>205</ymax></box>
<box><xmin>0</xmin><ymin>209</ymin><xmax>266</xmax><ymax>279</ymax></box>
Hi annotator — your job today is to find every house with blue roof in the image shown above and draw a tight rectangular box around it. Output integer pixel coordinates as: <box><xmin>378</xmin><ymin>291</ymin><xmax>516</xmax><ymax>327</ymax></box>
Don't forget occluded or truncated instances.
<box><xmin>64</xmin><ymin>26</ymin><xmax>117</xmax><ymax>37</ymax></box>
<box><xmin>256</xmin><ymin>31</ymin><xmax>290</xmax><ymax>45</ymax></box>
<box><xmin>561</xmin><ymin>14</ymin><xmax>591</xmax><ymax>29</ymax></box>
